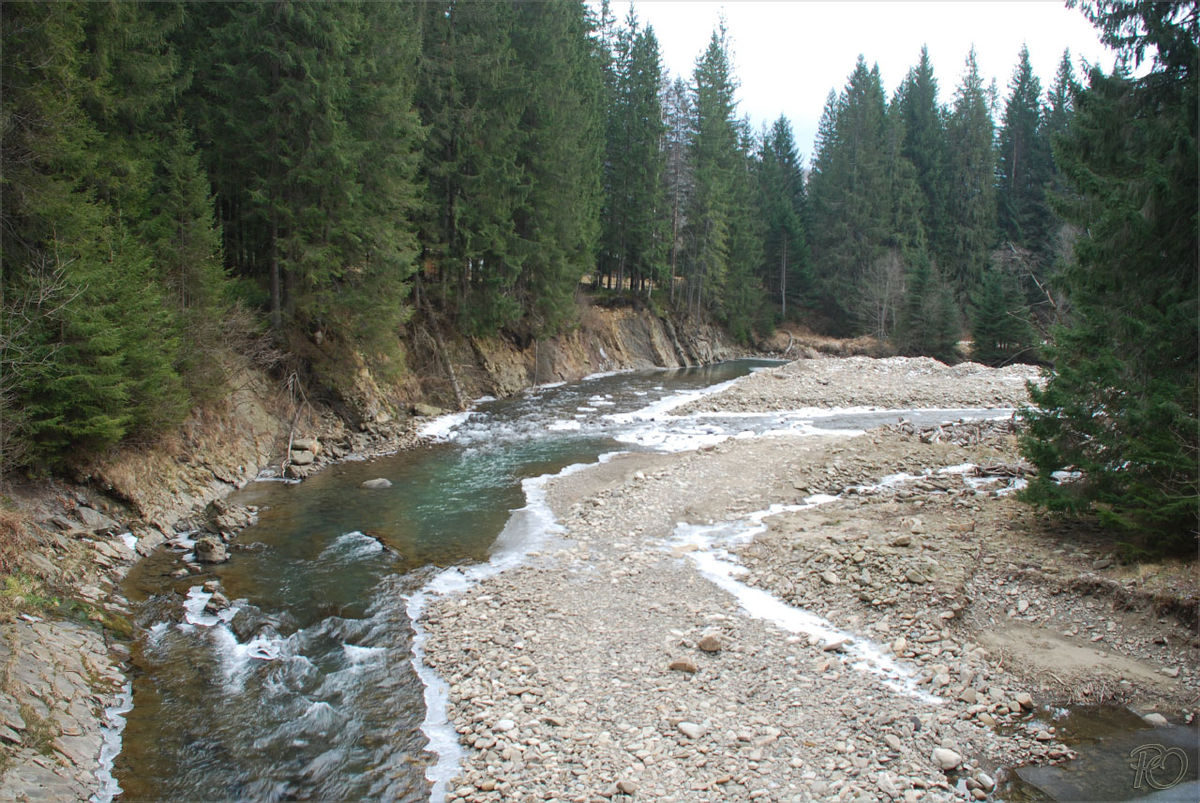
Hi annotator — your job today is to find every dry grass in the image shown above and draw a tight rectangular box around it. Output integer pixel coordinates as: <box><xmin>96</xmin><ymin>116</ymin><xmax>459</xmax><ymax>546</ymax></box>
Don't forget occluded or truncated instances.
<box><xmin>0</xmin><ymin>508</ymin><xmax>30</xmax><ymax>577</ymax></box>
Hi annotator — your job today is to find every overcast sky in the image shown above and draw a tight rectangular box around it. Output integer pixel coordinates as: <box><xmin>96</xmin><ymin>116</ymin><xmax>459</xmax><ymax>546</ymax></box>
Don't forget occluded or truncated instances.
<box><xmin>604</xmin><ymin>1</ymin><xmax>1119</xmax><ymax>165</ymax></box>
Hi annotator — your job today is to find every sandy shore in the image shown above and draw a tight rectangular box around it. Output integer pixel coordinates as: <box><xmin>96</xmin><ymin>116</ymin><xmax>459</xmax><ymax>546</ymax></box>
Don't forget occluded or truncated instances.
<box><xmin>422</xmin><ymin>356</ymin><xmax>1197</xmax><ymax>802</ymax></box>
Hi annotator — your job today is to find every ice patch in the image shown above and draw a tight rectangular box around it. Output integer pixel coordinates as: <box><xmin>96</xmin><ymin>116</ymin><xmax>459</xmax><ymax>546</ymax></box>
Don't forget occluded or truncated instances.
<box><xmin>92</xmin><ymin>681</ymin><xmax>133</xmax><ymax>803</ymax></box>
<box><xmin>547</xmin><ymin>419</ymin><xmax>582</xmax><ymax>432</ymax></box>
<box><xmin>670</xmin><ymin>500</ymin><xmax>940</xmax><ymax>704</ymax></box>
<box><xmin>117</xmin><ymin>532</ymin><xmax>138</xmax><ymax>552</ymax></box>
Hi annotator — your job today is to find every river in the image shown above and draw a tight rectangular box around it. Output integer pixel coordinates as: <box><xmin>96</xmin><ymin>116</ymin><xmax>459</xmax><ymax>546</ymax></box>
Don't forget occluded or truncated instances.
<box><xmin>113</xmin><ymin>360</ymin><xmax>1016</xmax><ymax>801</ymax></box>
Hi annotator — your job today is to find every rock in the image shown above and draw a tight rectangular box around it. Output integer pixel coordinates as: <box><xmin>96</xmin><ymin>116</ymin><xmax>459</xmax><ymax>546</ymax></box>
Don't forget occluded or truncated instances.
<box><xmin>291</xmin><ymin>437</ymin><xmax>320</xmax><ymax>454</ymax></box>
<box><xmin>1016</xmin><ymin>692</ymin><xmax>1034</xmax><ymax>709</ymax></box>
<box><xmin>195</xmin><ymin>537</ymin><xmax>229</xmax><ymax>564</ymax></box>
<box><xmin>361</xmin><ymin>478</ymin><xmax>393</xmax><ymax>490</ymax></box>
<box><xmin>495</xmin><ymin>718</ymin><xmax>515</xmax><ymax>732</ymax></box>
<box><xmin>976</xmin><ymin>712</ymin><xmax>996</xmax><ymax>727</ymax></box>
<box><xmin>290</xmin><ymin>449</ymin><xmax>315</xmax><ymax>466</ymax></box>
<box><xmin>697</xmin><ymin>633</ymin><xmax>722</xmax><ymax>653</ymax></box>
<box><xmin>76</xmin><ymin>505</ymin><xmax>118</xmax><ymax>533</ymax></box>
<box><xmin>1035</xmin><ymin>729</ymin><xmax>1054</xmax><ymax>741</ymax></box>
<box><xmin>891</xmin><ymin>637</ymin><xmax>908</xmax><ymax>654</ymax></box>
<box><xmin>958</xmin><ymin>688</ymin><xmax>978</xmax><ymax>704</ymax></box>
<box><xmin>677</xmin><ymin>721</ymin><xmax>704</xmax><ymax>739</ymax></box>
<box><xmin>669</xmin><ymin>658</ymin><xmax>698</xmax><ymax>673</ymax></box>
<box><xmin>1142</xmin><ymin>712</ymin><xmax>1169</xmax><ymax>727</ymax></box>
<box><xmin>932</xmin><ymin>747</ymin><xmax>962</xmax><ymax>771</ymax></box>
<box><xmin>617</xmin><ymin>780</ymin><xmax>637</xmax><ymax>795</ymax></box>
<box><xmin>820</xmin><ymin>570</ymin><xmax>840</xmax><ymax>585</ymax></box>
<box><xmin>1092</xmin><ymin>557</ymin><xmax>1113</xmax><ymax>570</ymax></box>
<box><xmin>974</xmin><ymin>771</ymin><xmax>996</xmax><ymax>792</ymax></box>
<box><xmin>412</xmin><ymin>403</ymin><xmax>445</xmax><ymax>417</ymax></box>
<box><xmin>134</xmin><ymin>527</ymin><xmax>167</xmax><ymax>557</ymax></box>
<box><xmin>1016</xmin><ymin>599</ymin><xmax>1029</xmax><ymax>613</ymax></box>
<box><xmin>1162</xmin><ymin>666</ymin><xmax>1180</xmax><ymax>678</ymax></box>
<box><xmin>884</xmin><ymin>734</ymin><xmax>903</xmax><ymax>751</ymax></box>
<box><xmin>891</xmin><ymin>534</ymin><xmax>913</xmax><ymax>547</ymax></box>
<box><xmin>905</xmin><ymin>568</ymin><xmax>928</xmax><ymax>584</ymax></box>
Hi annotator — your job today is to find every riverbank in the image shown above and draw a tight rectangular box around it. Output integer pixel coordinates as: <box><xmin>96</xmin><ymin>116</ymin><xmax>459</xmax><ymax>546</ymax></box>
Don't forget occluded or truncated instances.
<box><xmin>421</xmin><ymin>356</ymin><xmax>1198</xmax><ymax>801</ymax></box>
<box><xmin>0</xmin><ymin>304</ymin><xmax>744</xmax><ymax>800</ymax></box>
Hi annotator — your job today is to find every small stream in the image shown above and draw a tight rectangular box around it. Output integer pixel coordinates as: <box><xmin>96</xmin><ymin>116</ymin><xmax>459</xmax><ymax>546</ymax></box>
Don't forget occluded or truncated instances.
<box><xmin>113</xmin><ymin>360</ymin><xmax>1061</xmax><ymax>800</ymax></box>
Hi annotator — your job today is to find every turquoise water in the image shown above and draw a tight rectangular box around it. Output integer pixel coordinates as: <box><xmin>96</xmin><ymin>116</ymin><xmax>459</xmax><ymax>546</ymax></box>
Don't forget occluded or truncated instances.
<box><xmin>114</xmin><ymin>361</ymin><xmax>781</xmax><ymax>801</ymax></box>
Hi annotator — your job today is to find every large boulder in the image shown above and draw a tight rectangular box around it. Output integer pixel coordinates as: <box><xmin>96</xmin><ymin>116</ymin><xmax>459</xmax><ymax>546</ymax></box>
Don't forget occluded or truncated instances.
<box><xmin>195</xmin><ymin>537</ymin><xmax>229</xmax><ymax>564</ymax></box>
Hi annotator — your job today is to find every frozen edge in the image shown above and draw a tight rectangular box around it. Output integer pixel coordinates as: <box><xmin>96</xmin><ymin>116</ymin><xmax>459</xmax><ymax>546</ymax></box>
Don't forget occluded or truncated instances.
<box><xmin>92</xmin><ymin>681</ymin><xmax>133</xmax><ymax>803</ymax></box>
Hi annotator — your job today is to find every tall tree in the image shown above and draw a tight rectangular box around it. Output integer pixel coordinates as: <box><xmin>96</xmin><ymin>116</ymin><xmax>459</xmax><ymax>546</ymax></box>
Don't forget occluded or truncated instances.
<box><xmin>894</xmin><ymin>46</ymin><xmax>951</xmax><ymax>270</ymax></box>
<box><xmin>598</xmin><ymin>10</ymin><xmax>667</xmax><ymax>297</ymax></box>
<box><xmin>945</xmin><ymin>48</ymin><xmax>998</xmax><ymax>303</ymax></box>
<box><xmin>661</xmin><ymin>75</ymin><xmax>695</xmax><ymax>303</ymax></box>
<box><xmin>1022</xmin><ymin>1</ymin><xmax>1198</xmax><ymax>547</ymax></box>
<box><xmin>681</xmin><ymin>25</ymin><xmax>740</xmax><ymax>318</ymax></box>
<box><xmin>757</xmin><ymin>116</ymin><xmax>808</xmax><ymax>319</ymax></box>
<box><xmin>414</xmin><ymin>0</ymin><xmax>526</xmax><ymax>333</ymax></box>
<box><xmin>997</xmin><ymin>45</ymin><xmax>1051</xmax><ymax>249</ymax></box>
<box><xmin>510</xmin><ymin>0</ymin><xmax>605</xmax><ymax>335</ymax></box>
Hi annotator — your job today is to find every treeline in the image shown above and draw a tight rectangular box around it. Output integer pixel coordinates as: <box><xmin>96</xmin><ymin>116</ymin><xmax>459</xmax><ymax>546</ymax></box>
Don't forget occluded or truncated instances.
<box><xmin>2</xmin><ymin>1</ymin><xmax>1195</xmax><ymax>545</ymax></box>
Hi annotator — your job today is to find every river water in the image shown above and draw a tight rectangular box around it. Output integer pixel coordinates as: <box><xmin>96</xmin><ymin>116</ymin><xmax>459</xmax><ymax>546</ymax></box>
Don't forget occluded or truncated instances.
<box><xmin>113</xmin><ymin>360</ymin><xmax>1014</xmax><ymax>801</ymax></box>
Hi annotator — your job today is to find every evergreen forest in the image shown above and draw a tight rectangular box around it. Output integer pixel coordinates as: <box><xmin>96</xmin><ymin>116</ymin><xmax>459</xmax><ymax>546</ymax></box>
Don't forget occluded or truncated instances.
<box><xmin>1</xmin><ymin>1</ymin><xmax>1195</xmax><ymax>546</ymax></box>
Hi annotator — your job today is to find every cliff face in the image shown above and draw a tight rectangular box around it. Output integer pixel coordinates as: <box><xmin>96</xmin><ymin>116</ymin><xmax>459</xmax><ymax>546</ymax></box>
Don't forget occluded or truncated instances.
<box><xmin>94</xmin><ymin>304</ymin><xmax>739</xmax><ymax>528</ymax></box>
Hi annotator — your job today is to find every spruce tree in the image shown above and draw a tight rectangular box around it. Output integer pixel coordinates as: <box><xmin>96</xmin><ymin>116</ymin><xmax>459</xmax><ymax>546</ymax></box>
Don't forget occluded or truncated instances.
<box><xmin>757</xmin><ymin>116</ymin><xmax>808</xmax><ymax>319</ymax></box>
<box><xmin>945</xmin><ymin>49</ymin><xmax>998</xmax><ymax>304</ymax></box>
<box><xmin>1021</xmin><ymin>1</ymin><xmax>1198</xmax><ymax>547</ymax></box>
<box><xmin>682</xmin><ymin>26</ymin><xmax>740</xmax><ymax>318</ymax></box>
<box><xmin>997</xmin><ymin>45</ymin><xmax>1051</xmax><ymax>250</ymax></box>
<box><xmin>894</xmin><ymin>46</ymin><xmax>951</xmax><ymax>272</ymax></box>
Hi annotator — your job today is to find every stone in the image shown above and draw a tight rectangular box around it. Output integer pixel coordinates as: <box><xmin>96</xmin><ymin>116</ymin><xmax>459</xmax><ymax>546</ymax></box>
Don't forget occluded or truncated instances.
<box><xmin>884</xmin><ymin>734</ymin><xmax>902</xmax><ymax>751</ymax></box>
<box><xmin>495</xmin><ymin>718</ymin><xmax>515</xmax><ymax>732</ymax></box>
<box><xmin>1015</xmin><ymin>692</ymin><xmax>1034</xmax><ymax>709</ymax></box>
<box><xmin>1162</xmin><ymin>667</ymin><xmax>1180</xmax><ymax>678</ymax></box>
<box><xmin>905</xmin><ymin>568</ymin><xmax>928</xmax><ymax>584</ymax></box>
<box><xmin>1035</xmin><ymin>729</ymin><xmax>1054</xmax><ymax>741</ymax></box>
<box><xmin>362</xmin><ymin>478</ymin><xmax>393</xmax><ymax>490</ymax></box>
<box><xmin>76</xmin><ymin>506</ymin><xmax>118</xmax><ymax>533</ymax></box>
<box><xmin>290</xmin><ymin>449</ymin><xmax>315</xmax><ymax>466</ymax></box>
<box><xmin>291</xmin><ymin>437</ymin><xmax>320</xmax><ymax>454</ymax></box>
<box><xmin>932</xmin><ymin>747</ymin><xmax>962</xmax><ymax>771</ymax></box>
<box><xmin>976</xmin><ymin>712</ymin><xmax>996</xmax><ymax>727</ymax></box>
<box><xmin>820</xmin><ymin>571</ymin><xmax>840</xmax><ymax>585</ymax></box>
<box><xmin>891</xmin><ymin>534</ymin><xmax>912</xmax><ymax>547</ymax></box>
<box><xmin>669</xmin><ymin>658</ymin><xmax>698</xmax><ymax>674</ymax></box>
<box><xmin>1142</xmin><ymin>712</ymin><xmax>1169</xmax><ymax>727</ymax></box>
<box><xmin>697</xmin><ymin>633</ymin><xmax>722</xmax><ymax>653</ymax></box>
<box><xmin>195</xmin><ymin>537</ymin><xmax>229</xmax><ymax>564</ymax></box>
<box><xmin>134</xmin><ymin>528</ymin><xmax>167</xmax><ymax>557</ymax></box>
<box><xmin>891</xmin><ymin>637</ymin><xmax>907</xmax><ymax>654</ymax></box>
<box><xmin>412</xmin><ymin>403</ymin><xmax>445</xmax><ymax>417</ymax></box>
<box><xmin>958</xmin><ymin>688</ymin><xmax>978</xmax><ymax>704</ymax></box>
<box><xmin>677</xmin><ymin>721</ymin><xmax>704</xmax><ymax>739</ymax></box>
<box><xmin>617</xmin><ymin>780</ymin><xmax>637</xmax><ymax>795</ymax></box>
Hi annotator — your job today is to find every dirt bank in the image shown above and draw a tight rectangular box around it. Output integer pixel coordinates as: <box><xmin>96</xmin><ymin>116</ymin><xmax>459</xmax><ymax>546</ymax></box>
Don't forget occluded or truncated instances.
<box><xmin>422</xmin><ymin>356</ymin><xmax>1198</xmax><ymax>802</ymax></box>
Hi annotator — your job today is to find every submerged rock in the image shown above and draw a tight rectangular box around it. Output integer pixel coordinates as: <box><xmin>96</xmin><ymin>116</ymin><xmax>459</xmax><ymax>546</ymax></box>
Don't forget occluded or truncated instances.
<box><xmin>362</xmin><ymin>478</ymin><xmax>392</xmax><ymax>489</ymax></box>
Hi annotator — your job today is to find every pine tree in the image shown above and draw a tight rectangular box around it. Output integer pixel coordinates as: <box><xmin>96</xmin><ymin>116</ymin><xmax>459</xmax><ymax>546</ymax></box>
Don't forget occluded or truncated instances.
<box><xmin>510</xmin><ymin>0</ymin><xmax>605</xmax><ymax>335</ymax></box>
<box><xmin>894</xmin><ymin>46</ymin><xmax>951</xmax><ymax>271</ymax></box>
<box><xmin>757</xmin><ymin>116</ymin><xmax>808</xmax><ymax>319</ymax></box>
<box><xmin>414</xmin><ymin>0</ymin><xmax>526</xmax><ymax>334</ymax></box>
<box><xmin>997</xmin><ymin>45</ymin><xmax>1051</xmax><ymax>250</ymax></box>
<box><xmin>598</xmin><ymin>10</ymin><xmax>667</xmax><ymax>298</ymax></box>
<box><xmin>945</xmin><ymin>49</ymin><xmax>998</xmax><ymax>303</ymax></box>
<box><xmin>682</xmin><ymin>26</ymin><xmax>740</xmax><ymax>318</ymax></box>
<box><xmin>661</xmin><ymin>76</ymin><xmax>695</xmax><ymax>303</ymax></box>
<box><xmin>1022</xmin><ymin>1</ymin><xmax>1198</xmax><ymax>547</ymax></box>
<box><xmin>970</xmin><ymin>268</ymin><xmax>1035</xmax><ymax>366</ymax></box>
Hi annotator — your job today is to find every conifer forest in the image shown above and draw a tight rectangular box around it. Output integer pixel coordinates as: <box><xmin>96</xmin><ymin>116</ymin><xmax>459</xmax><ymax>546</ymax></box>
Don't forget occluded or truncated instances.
<box><xmin>1</xmin><ymin>1</ymin><xmax>1195</xmax><ymax>546</ymax></box>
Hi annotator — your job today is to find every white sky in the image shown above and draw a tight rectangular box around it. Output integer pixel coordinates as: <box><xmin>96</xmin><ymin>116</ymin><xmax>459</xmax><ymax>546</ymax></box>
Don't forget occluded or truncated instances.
<box><xmin>605</xmin><ymin>1</ymin><xmax>1119</xmax><ymax>165</ymax></box>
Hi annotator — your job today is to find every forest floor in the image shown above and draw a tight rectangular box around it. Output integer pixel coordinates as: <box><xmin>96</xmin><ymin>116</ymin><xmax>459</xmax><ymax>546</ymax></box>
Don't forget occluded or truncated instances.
<box><xmin>422</xmin><ymin>356</ymin><xmax>1199</xmax><ymax>802</ymax></box>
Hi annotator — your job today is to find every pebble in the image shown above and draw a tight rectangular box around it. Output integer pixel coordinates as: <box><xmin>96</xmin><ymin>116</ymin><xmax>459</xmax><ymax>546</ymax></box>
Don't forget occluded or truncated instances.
<box><xmin>677</xmin><ymin>722</ymin><xmax>704</xmax><ymax>739</ymax></box>
<box><xmin>932</xmin><ymin>747</ymin><xmax>962</xmax><ymax>770</ymax></box>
